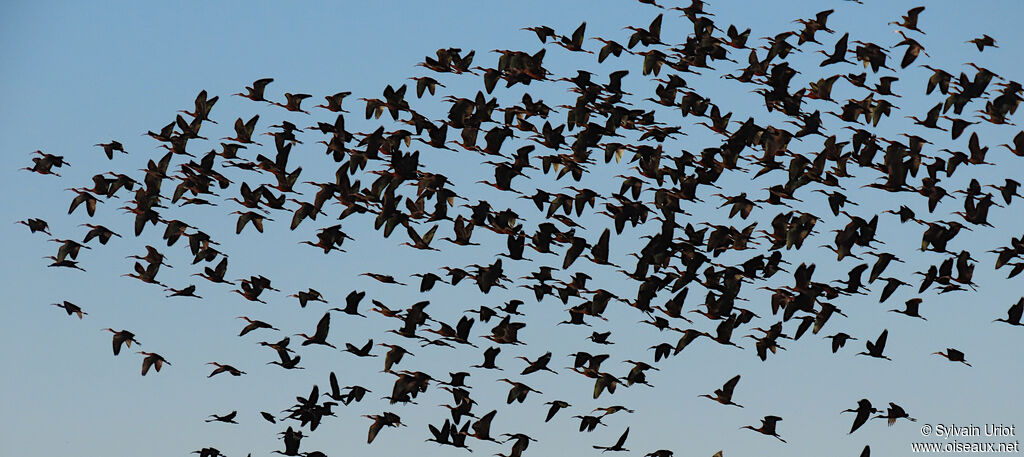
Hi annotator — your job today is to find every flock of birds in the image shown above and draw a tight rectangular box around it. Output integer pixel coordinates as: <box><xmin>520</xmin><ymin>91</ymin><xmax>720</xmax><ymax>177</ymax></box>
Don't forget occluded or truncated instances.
<box><xmin>17</xmin><ymin>1</ymin><xmax>1024</xmax><ymax>456</ymax></box>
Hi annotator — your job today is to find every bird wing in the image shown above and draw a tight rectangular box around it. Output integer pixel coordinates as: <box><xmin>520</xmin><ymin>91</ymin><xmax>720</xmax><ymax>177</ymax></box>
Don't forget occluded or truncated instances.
<box><xmin>852</xmin><ymin>408</ymin><xmax>869</xmax><ymax>433</ymax></box>
<box><xmin>723</xmin><ymin>374</ymin><xmax>741</xmax><ymax>395</ymax></box>
<box><xmin>876</xmin><ymin>329</ymin><xmax>888</xmax><ymax>351</ymax></box>
<box><xmin>422</xmin><ymin>225</ymin><xmax>438</xmax><ymax>245</ymax></box>
<box><xmin>330</xmin><ymin>372</ymin><xmax>341</xmax><ymax>397</ymax></box>
<box><xmin>473</xmin><ymin>410</ymin><xmax>497</xmax><ymax>438</ymax></box>
<box><xmin>314</xmin><ymin>313</ymin><xmax>331</xmax><ymax>340</ymax></box>
<box><xmin>614</xmin><ymin>427</ymin><xmax>630</xmax><ymax>447</ymax></box>
<box><xmin>570</xmin><ymin>22</ymin><xmax>587</xmax><ymax>47</ymax></box>
<box><xmin>112</xmin><ymin>333</ymin><xmax>125</xmax><ymax>355</ymax></box>
<box><xmin>367</xmin><ymin>418</ymin><xmax>383</xmax><ymax>444</ymax></box>
<box><xmin>456</xmin><ymin>316</ymin><xmax>474</xmax><ymax>340</ymax></box>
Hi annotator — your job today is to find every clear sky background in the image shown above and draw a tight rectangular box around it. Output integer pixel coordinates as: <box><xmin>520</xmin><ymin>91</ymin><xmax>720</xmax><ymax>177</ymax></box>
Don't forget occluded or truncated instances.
<box><xmin>2</xmin><ymin>1</ymin><xmax>1023</xmax><ymax>456</ymax></box>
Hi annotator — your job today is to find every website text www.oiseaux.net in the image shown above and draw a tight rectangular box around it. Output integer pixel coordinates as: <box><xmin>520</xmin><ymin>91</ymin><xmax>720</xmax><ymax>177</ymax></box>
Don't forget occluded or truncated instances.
<box><xmin>911</xmin><ymin>441</ymin><xmax>1020</xmax><ymax>453</ymax></box>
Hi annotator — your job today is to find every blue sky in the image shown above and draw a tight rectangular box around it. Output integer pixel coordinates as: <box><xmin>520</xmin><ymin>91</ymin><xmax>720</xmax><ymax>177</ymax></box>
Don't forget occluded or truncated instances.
<box><xmin>2</xmin><ymin>1</ymin><xmax>1023</xmax><ymax>456</ymax></box>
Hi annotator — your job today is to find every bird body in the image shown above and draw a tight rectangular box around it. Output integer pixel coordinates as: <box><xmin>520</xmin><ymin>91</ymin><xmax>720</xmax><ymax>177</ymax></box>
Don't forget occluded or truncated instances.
<box><xmin>138</xmin><ymin>351</ymin><xmax>169</xmax><ymax>375</ymax></box>
<box><xmin>297</xmin><ymin>313</ymin><xmax>336</xmax><ymax>349</ymax></box>
<box><xmin>593</xmin><ymin>427</ymin><xmax>629</xmax><ymax>452</ymax></box>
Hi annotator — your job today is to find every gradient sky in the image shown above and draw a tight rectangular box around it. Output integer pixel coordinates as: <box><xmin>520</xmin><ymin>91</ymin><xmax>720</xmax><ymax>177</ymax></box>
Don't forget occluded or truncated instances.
<box><xmin>2</xmin><ymin>1</ymin><xmax>1023</xmax><ymax>456</ymax></box>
